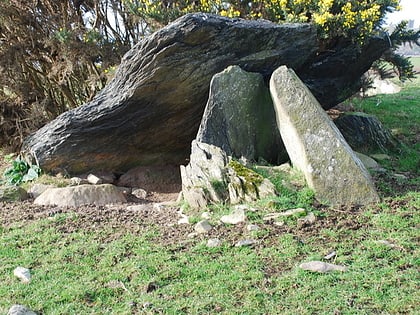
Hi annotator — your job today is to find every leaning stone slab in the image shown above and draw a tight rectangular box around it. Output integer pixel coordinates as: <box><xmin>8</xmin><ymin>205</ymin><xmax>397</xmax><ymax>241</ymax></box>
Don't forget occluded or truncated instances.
<box><xmin>34</xmin><ymin>184</ymin><xmax>127</xmax><ymax>207</ymax></box>
<box><xmin>270</xmin><ymin>66</ymin><xmax>380</xmax><ymax>205</ymax></box>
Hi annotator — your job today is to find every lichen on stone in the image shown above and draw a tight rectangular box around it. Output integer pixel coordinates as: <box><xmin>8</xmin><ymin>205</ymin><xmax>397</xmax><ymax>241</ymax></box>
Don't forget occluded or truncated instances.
<box><xmin>227</xmin><ymin>160</ymin><xmax>264</xmax><ymax>185</ymax></box>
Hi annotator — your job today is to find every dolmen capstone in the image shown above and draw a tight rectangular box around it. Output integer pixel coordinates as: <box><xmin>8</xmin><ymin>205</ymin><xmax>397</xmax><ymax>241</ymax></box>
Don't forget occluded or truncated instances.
<box><xmin>22</xmin><ymin>13</ymin><xmax>316</xmax><ymax>174</ymax></box>
<box><xmin>270</xmin><ymin>66</ymin><xmax>380</xmax><ymax>205</ymax></box>
<box><xmin>22</xmin><ymin>13</ymin><xmax>390</xmax><ymax>175</ymax></box>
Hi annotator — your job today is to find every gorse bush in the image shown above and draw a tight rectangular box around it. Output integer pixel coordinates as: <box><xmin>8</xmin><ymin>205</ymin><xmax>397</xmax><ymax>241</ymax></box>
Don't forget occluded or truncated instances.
<box><xmin>124</xmin><ymin>0</ymin><xmax>400</xmax><ymax>43</ymax></box>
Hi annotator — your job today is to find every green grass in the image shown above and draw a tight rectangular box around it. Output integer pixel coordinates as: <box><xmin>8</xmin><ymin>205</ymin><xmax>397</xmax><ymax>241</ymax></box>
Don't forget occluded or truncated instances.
<box><xmin>345</xmin><ymin>73</ymin><xmax>420</xmax><ymax>174</ymax></box>
<box><xmin>1</xmin><ymin>195</ymin><xmax>418</xmax><ymax>314</ymax></box>
<box><xmin>1</xmin><ymin>68</ymin><xmax>419</xmax><ymax>314</ymax></box>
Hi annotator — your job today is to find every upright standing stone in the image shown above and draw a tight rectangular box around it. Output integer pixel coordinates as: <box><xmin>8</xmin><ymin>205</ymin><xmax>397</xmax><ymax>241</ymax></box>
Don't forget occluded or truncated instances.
<box><xmin>270</xmin><ymin>66</ymin><xmax>380</xmax><ymax>205</ymax></box>
<box><xmin>196</xmin><ymin>65</ymin><xmax>285</xmax><ymax>164</ymax></box>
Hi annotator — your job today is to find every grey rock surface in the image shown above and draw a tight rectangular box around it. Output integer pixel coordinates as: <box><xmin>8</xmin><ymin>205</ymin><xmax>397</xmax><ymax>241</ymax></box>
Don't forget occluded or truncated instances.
<box><xmin>34</xmin><ymin>184</ymin><xmax>127</xmax><ymax>206</ymax></box>
<box><xmin>220</xmin><ymin>207</ymin><xmax>246</xmax><ymax>225</ymax></box>
<box><xmin>0</xmin><ymin>186</ymin><xmax>28</xmax><ymax>202</ymax></box>
<box><xmin>194</xmin><ymin>220</ymin><xmax>213</xmax><ymax>234</ymax></box>
<box><xmin>196</xmin><ymin>65</ymin><xmax>285</xmax><ymax>164</ymax></box>
<box><xmin>23</xmin><ymin>13</ymin><xmax>316</xmax><ymax>174</ymax></box>
<box><xmin>7</xmin><ymin>305</ymin><xmax>36</xmax><ymax>315</ymax></box>
<box><xmin>335</xmin><ymin>112</ymin><xmax>399</xmax><ymax>154</ymax></box>
<box><xmin>299</xmin><ymin>261</ymin><xmax>348</xmax><ymax>273</ymax></box>
<box><xmin>181</xmin><ymin>141</ymin><xmax>277</xmax><ymax>208</ymax></box>
<box><xmin>270</xmin><ymin>66</ymin><xmax>380</xmax><ymax>205</ymax></box>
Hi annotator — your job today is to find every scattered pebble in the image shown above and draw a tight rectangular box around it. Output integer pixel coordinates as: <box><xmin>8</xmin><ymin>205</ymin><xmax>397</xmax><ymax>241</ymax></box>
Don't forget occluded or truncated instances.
<box><xmin>299</xmin><ymin>261</ymin><xmax>347</xmax><ymax>273</ymax></box>
<box><xmin>132</xmin><ymin>188</ymin><xmax>147</xmax><ymax>199</ymax></box>
<box><xmin>201</xmin><ymin>212</ymin><xmax>211</xmax><ymax>219</ymax></box>
<box><xmin>298</xmin><ymin>212</ymin><xmax>316</xmax><ymax>226</ymax></box>
<box><xmin>235</xmin><ymin>239</ymin><xmax>257</xmax><ymax>247</ymax></box>
<box><xmin>323</xmin><ymin>251</ymin><xmax>337</xmax><ymax>260</ymax></box>
<box><xmin>220</xmin><ymin>207</ymin><xmax>246</xmax><ymax>224</ymax></box>
<box><xmin>273</xmin><ymin>221</ymin><xmax>285</xmax><ymax>227</ymax></box>
<box><xmin>279</xmin><ymin>208</ymin><xmax>306</xmax><ymax>217</ymax></box>
<box><xmin>87</xmin><ymin>174</ymin><xmax>103</xmax><ymax>185</ymax></box>
<box><xmin>194</xmin><ymin>220</ymin><xmax>212</xmax><ymax>234</ymax></box>
<box><xmin>13</xmin><ymin>267</ymin><xmax>31</xmax><ymax>283</ymax></box>
<box><xmin>207</xmin><ymin>238</ymin><xmax>222</xmax><ymax>247</ymax></box>
<box><xmin>246</xmin><ymin>224</ymin><xmax>260</xmax><ymax>231</ymax></box>
<box><xmin>177</xmin><ymin>214</ymin><xmax>189</xmax><ymax>225</ymax></box>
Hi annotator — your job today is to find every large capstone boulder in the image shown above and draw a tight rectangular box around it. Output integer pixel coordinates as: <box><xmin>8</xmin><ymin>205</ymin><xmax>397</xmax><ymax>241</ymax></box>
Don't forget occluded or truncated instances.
<box><xmin>180</xmin><ymin>140</ymin><xmax>276</xmax><ymax>209</ymax></box>
<box><xmin>270</xmin><ymin>66</ymin><xmax>380</xmax><ymax>205</ymax></box>
<box><xmin>196</xmin><ymin>65</ymin><xmax>286</xmax><ymax>164</ymax></box>
<box><xmin>334</xmin><ymin>112</ymin><xmax>399</xmax><ymax>154</ymax></box>
<box><xmin>22</xmin><ymin>13</ymin><xmax>316</xmax><ymax>174</ymax></box>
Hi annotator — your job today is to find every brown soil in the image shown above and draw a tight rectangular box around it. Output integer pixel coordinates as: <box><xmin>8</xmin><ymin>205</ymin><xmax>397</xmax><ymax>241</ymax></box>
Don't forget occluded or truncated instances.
<box><xmin>1</xmin><ymin>153</ymin><xmax>418</xmax><ymax>257</ymax></box>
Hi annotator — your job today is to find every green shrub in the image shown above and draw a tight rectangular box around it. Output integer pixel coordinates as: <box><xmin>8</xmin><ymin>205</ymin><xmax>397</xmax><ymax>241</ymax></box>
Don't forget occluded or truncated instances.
<box><xmin>3</xmin><ymin>157</ymin><xmax>41</xmax><ymax>185</ymax></box>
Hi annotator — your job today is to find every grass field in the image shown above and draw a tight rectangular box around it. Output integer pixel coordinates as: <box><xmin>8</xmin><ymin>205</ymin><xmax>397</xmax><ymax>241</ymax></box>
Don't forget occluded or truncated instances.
<box><xmin>0</xmin><ymin>67</ymin><xmax>419</xmax><ymax>314</ymax></box>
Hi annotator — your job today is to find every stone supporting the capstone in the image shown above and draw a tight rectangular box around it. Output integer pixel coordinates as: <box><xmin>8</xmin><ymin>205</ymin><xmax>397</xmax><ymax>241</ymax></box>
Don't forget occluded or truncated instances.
<box><xmin>270</xmin><ymin>66</ymin><xmax>380</xmax><ymax>205</ymax></box>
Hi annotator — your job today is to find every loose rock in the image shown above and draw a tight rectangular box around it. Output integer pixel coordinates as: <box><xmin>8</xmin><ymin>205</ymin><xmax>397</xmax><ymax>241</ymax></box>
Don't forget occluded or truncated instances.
<box><xmin>246</xmin><ymin>224</ymin><xmax>260</xmax><ymax>232</ymax></box>
<box><xmin>7</xmin><ymin>305</ymin><xmax>36</xmax><ymax>315</ymax></box>
<box><xmin>220</xmin><ymin>207</ymin><xmax>246</xmax><ymax>225</ymax></box>
<box><xmin>87</xmin><ymin>174</ymin><xmax>103</xmax><ymax>185</ymax></box>
<box><xmin>13</xmin><ymin>266</ymin><xmax>31</xmax><ymax>283</ymax></box>
<box><xmin>194</xmin><ymin>220</ymin><xmax>213</xmax><ymax>234</ymax></box>
<box><xmin>235</xmin><ymin>239</ymin><xmax>258</xmax><ymax>247</ymax></box>
<box><xmin>0</xmin><ymin>186</ymin><xmax>28</xmax><ymax>202</ymax></box>
<box><xmin>298</xmin><ymin>212</ymin><xmax>316</xmax><ymax>226</ymax></box>
<box><xmin>299</xmin><ymin>261</ymin><xmax>348</xmax><ymax>273</ymax></box>
<box><xmin>34</xmin><ymin>184</ymin><xmax>127</xmax><ymax>207</ymax></box>
<box><xmin>207</xmin><ymin>238</ymin><xmax>222</xmax><ymax>247</ymax></box>
<box><xmin>132</xmin><ymin>188</ymin><xmax>148</xmax><ymax>199</ymax></box>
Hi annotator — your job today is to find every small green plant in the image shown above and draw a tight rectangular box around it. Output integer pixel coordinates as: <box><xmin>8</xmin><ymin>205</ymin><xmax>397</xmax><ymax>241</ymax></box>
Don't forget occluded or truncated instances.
<box><xmin>3</xmin><ymin>157</ymin><xmax>41</xmax><ymax>185</ymax></box>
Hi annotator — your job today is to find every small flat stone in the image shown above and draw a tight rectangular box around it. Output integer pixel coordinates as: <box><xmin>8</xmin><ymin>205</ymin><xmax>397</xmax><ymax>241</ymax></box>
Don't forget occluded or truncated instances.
<box><xmin>87</xmin><ymin>174</ymin><xmax>103</xmax><ymax>185</ymax></box>
<box><xmin>246</xmin><ymin>224</ymin><xmax>260</xmax><ymax>231</ymax></box>
<box><xmin>299</xmin><ymin>261</ymin><xmax>347</xmax><ymax>273</ymax></box>
<box><xmin>177</xmin><ymin>214</ymin><xmax>189</xmax><ymax>225</ymax></box>
<box><xmin>235</xmin><ymin>239</ymin><xmax>257</xmax><ymax>247</ymax></box>
<box><xmin>280</xmin><ymin>208</ymin><xmax>306</xmax><ymax>217</ymax></box>
<box><xmin>207</xmin><ymin>238</ymin><xmax>222</xmax><ymax>247</ymax></box>
<box><xmin>263</xmin><ymin>213</ymin><xmax>282</xmax><ymax>221</ymax></box>
<box><xmin>13</xmin><ymin>266</ymin><xmax>31</xmax><ymax>283</ymax></box>
<box><xmin>220</xmin><ymin>207</ymin><xmax>246</xmax><ymax>224</ymax></box>
<box><xmin>298</xmin><ymin>212</ymin><xmax>316</xmax><ymax>226</ymax></box>
<box><xmin>132</xmin><ymin>188</ymin><xmax>148</xmax><ymax>199</ymax></box>
<box><xmin>70</xmin><ymin>177</ymin><xmax>88</xmax><ymax>185</ymax></box>
<box><xmin>323</xmin><ymin>251</ymin><xmax>337</xmax><ymax>260</ymax></box>
<box><xmin>201</xmin><ymin>211</ymin><xmax>211</xmax><ymax>219</ymax></box>
<box><xmin>194</xmin><ymin>220</ymin><xmax>212</xmax><ymax>234</ymax></box>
